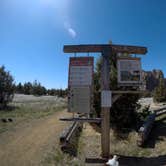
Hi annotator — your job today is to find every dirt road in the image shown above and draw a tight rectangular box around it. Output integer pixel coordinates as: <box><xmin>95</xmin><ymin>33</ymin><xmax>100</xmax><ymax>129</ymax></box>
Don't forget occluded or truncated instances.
<box><xmin>0</xmin><ymin>110</ymin><xmax>69</xmax><ymax>166</ymax></box>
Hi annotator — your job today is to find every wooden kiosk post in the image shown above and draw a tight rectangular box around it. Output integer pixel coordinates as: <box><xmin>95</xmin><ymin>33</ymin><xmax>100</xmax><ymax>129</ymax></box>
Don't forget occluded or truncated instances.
<box><xmin>101</xmin><ymin>48</ymin><xmax>111</xmax><ymax>157</ymax></box>
<box><xmin>63</xmin><ymin>44</ymin><xmax>147</xmax><ymax>158</ymax></box>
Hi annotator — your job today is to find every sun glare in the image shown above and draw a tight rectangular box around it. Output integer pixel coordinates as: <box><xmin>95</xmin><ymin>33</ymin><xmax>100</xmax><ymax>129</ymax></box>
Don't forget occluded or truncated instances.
<box><xmin>40</xmin><ymin>0</ymin><xmax>69</xmax><ymax>10</ymax></box>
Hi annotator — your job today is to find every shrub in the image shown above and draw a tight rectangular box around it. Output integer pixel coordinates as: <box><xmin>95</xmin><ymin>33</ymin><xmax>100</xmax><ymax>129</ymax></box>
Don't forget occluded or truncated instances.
<box><xmin>0</xmin><ymin>66</ymin><xmax>15</xmax><ymax>108</ymax></box>
<box><xmin>153</xmin><ymin>78</ymin><xmax>166</xmax><ymax>103</ymax></box>
<box><xmin>93</xmin><ymin>54</ymin><xmax>140</xmax><ymax>131</ymax></box>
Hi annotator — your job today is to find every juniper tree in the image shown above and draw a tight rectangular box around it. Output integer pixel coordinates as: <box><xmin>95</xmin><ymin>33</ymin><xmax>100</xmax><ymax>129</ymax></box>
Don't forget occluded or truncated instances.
<box><xmin>93</xmin><ymin>54</ymin><xmax>140</xmax><ymax>131</ymax></box>
<box><xmin>153</xmin><ymin>78</ymin><xmax>166</xmax><ymax>103</ymax></box>
<box><xmin>0</xmin><ymin>66</ymin><xmax>15</xmax><ymax>108</ymax></box>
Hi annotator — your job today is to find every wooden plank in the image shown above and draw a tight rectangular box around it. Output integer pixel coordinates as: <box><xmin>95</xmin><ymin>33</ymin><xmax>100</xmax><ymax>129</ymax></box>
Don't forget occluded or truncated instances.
<box><xmin>117</xmin><ymin>57</ymin><xmax>141</xmax><ymax>60</ymax></box>
<box><xmin>60</xmin><ymin>117</ymin><xmax>101</xmax><ymax>123</ymax></box>
<box><xmin>111</xmin><ymin>44</ymin><xmax>147</xmax><ymax>54</ymax></box>
<box><xmin>112</xmin><ymin>90</ymin><xmax>146</xmax><ymax>94</ymax></box>
<box><xmin>63</xmin><ymin>44</ymin><xmax>147</xmax><ymax>54</ymax></box>
<box><xmin>66</xmin><ymin>122</ymin><xmax>80</xmax><ymax>142</ymax></box>
<box><xmin>112</xmin><ymin>95</ymin><xmax>121</xmax><ymax>104</ymax></box>
<box><xmin>155</xmin><ymin>107</ymin><xmax>166</xmax><ymax>116</ymax></box>
<box><xmin>137</xmin><ymin>113</ymin><xmax>156</xmax><ymax>146</ymax></box>
<box><xmin>101</xmin><ymin>49</ymin><xmax>110</xmax><ymax>158</ymax></box>
<box><xmin>60</xmin><ymin>122</ymin><xmax>76</xmax><ymax>143</ymax></box>
<box><xmin>60</xmin><ymin>122</ymin><xmax>83</xmax><ymax>156</ymax></box>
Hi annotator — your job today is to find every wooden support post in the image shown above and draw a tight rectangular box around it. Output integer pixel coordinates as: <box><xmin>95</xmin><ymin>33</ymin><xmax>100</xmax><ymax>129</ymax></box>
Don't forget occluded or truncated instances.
<box><xmin>101</xmin><ymin>49</ymin><xmax>111</xmax><ymax>158</ymax></box>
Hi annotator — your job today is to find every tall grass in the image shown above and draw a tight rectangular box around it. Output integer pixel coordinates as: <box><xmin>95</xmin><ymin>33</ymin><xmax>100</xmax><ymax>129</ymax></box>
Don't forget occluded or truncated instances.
<box><xmin>0</xmin><ymin>94</ymin><xmax>67</xmax><ymax>133</ymax></box>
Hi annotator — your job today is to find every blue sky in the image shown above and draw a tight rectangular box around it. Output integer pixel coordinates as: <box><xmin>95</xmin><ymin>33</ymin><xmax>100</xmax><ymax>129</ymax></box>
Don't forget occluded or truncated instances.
<box><xmin>0</xmin><ymin>0</ymin><xmax>166</xmax><ymax>89</ymax></box>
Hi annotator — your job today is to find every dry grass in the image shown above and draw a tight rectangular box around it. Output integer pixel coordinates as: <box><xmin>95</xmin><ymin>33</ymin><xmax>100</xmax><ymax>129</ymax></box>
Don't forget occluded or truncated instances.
<box><xmin>0</xmin><ymin>94</ymin><xmax>67</xmax><ymax>133</ymax></box>
<box><xmin>40</xmin><ymin>98</ymin><xmax>166</xmax><ymax>165</ymax></box>
<box><xmin>42</xmin><ymin>135</ymin><xmax>86</xmax><ymax>166</ymax></box>
<box><xmin>1</xmin><ymin>95</ymin><xmax>165</xmax><ymax>165</ymax></box>
<box><xmin>81</xmin><ymin>113</ymin><xmax>166</xmax><ymax>165</ymax></box>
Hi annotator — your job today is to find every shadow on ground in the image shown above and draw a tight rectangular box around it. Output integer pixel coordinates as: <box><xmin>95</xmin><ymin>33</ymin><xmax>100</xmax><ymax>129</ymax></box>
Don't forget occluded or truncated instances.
<box><xmin>0</xmin><ymin>105</ymin><xmax>19</xmax><ymax>112</ymax></box>
<box><xmin>119</xmin><ymin>155</ymin><xmax>166</xmax><ymax>166</ymax></box>
<box><xmin>85</xmin><ymin>155</ymin><xmax>166</xmax><ymax>166</ymax></box>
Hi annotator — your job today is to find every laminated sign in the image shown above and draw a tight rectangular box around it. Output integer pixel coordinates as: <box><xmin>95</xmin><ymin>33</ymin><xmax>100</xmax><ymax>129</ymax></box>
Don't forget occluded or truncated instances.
<box><xmin>117</xmin><ymin>57</ymin><xmax>142</xmax><ymax>85</ymax></box>
<box><xmin>68</xmin><ymin>57</ymin><xmax>94</xmax><ymax>113</ymax></box>
<box><xmin>101</xmin><ymin>90</ymin><xmax>112</xmax><ymax>107</ymax></box>
<box><xmin>68</xmin><ymin>87</ymin><xmax>91</xmax><ymax>113</ymax></box>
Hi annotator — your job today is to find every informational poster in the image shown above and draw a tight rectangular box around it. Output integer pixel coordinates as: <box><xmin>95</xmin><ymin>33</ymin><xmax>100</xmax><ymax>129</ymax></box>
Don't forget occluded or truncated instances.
<box><xmin>69</xmin><ymin>66</ymin><xmax>92</xmax><ymax>86</ymax></box>
<box><xmin>68</xmin><ymin>87</ymin><xmax>91</xmax><ymax>113</ymax></box>
<box><xmin>68</xmin><ymin>57</ymin><xmax>94</xmax><ymax>113</ymax></box>
<box><xmin>117</xmin><ymin>57</ymin><xmax>142</xmax><ymax>85</ymax></box>
<box><xmin>101</xmin><ymin>90</ymin><xmax>112</xmax><ymax>107</ymax></box>
<box><xmin>69</xmin><ymin>57</ymin><xmax>93</xmax><ymax>87</ymax></box>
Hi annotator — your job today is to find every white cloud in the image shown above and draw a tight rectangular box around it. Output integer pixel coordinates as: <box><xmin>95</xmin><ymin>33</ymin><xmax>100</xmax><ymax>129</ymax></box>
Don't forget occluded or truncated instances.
<box><xmin>64</xmin><ymin>21</ymin><xmax>77</xmax><ymax>38</ymax></box>
<box><xmin>40</xmin><ymin>0</ymin><xmax>77</xmax><ymax>38</ymax></box>
<box><xmin>68</xmin><ymin>28</ymin><xmax>77</xmax><ymax>38</ymax></box>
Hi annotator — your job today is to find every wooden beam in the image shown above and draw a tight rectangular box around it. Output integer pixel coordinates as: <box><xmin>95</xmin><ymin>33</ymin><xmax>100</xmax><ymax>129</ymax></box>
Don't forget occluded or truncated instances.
<box><xmin>60</xmin><ymin>117</ymin><xmax>101</xmax><ymax>123</ymax></box>
<box><xmin>112</xmin><ymin>94</ymin><xmax>121</xmax><ymax>104</ymax></box>
<box><xmin>111</xmin><ymin>44</ymin><xmax>147</xmax><ymax>54</ymax></box>
<box><xmin>112</xmin><ymin>90</ymin><xmax>146</xmax><ymax>94</ymax></box>
<box><xmin>137</xmin><ymin>113</ymin><xmax>156</xmax><ymax>146</ymax></box>
<box><xmin>60</xmin><ymin>122</ymin><xmax>76</xmax><ymax>143</ymax></box>
<box><xmin>63</xmin><ymin>44</ymin><xmax>147</xmax><ymax>54</ymax></box>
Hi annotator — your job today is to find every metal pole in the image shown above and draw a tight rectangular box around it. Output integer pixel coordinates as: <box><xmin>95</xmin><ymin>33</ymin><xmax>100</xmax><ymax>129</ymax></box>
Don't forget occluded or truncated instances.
<box><xmin>101</xmin><ymin>49</ymin><xmax>111</xmax><ymax>158</ymax></box>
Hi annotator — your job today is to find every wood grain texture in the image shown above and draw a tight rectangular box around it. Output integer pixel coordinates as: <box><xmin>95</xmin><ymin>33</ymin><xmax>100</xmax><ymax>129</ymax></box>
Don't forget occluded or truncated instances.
<box><xmin>64</xmin><ymin>44</ymin><xmax>147</xmax><ymax>54</ymax></box>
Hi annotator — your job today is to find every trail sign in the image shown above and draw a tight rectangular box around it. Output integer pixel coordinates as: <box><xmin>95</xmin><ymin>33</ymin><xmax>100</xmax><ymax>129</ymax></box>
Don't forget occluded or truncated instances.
<box><xmin>64</xmin><ymin>43</ymin><xmax>147</xmax><ymax>158</ymax></box>
<box><xmin>117</xmin><ymin>57</ymin><xmax>142</xmax><ymax>86</ymax></box>
<box><xmin>68</xmin><ymin>57</ymin><xmax>94</xmax><ymax>113</ymax></box>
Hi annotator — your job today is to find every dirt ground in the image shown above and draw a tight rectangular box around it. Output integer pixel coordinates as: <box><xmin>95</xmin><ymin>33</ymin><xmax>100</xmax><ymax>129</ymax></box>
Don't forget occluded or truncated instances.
<box><xmin>82</xmin><ymin>107</ymin><xmax>166</xmax><ymax>166</ymax></box>
<box><xmin>0</xmin><ymin>96</ymin><xmax>166</xmax><ymax>166</ymax></box>
<box><xmin>83</xmin><ymin>122</ymin><xmax>166</xmax><ymax>166</ymax></box>
<box><xmin>0</xmin><ymin>110</ymin><xmax>69</xmax><ymax>166</ymax></box>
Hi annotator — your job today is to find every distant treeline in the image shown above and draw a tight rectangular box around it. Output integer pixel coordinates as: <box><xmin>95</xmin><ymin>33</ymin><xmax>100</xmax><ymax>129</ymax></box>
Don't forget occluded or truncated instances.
<box><xmin>14</xmin><ymin>81</ymin><xmax>67</xmax><ymax>97</ymax></box>
<box><xmin>0</xmin><ymin>65</ymin><xmax>67</xmax><ymax>109</ymax></box>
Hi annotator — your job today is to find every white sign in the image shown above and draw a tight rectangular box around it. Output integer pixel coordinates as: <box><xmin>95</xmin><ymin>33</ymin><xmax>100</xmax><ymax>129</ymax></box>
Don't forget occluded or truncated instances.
<box><xmin>117</xmin><ymin>58</ymin><xmax>142</xmax><ymax>85</ymax></box>
<box><xmin>101</xmin><ymin>90</ymin><xmax>112</xmax><ymax>107</ymax></box>
<box><xmin>69</xmin><ymin>66</ymin><xmax>92</xmax><ymax>86</ymax></box>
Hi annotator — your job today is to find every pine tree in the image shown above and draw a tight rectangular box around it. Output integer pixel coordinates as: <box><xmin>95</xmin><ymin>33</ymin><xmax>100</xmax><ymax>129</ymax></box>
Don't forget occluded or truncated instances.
<box><xmin>23</xmin><ymin>82</ymin><xmax>33</xmax><ymax>95</ymax></box>
<box><xmin>16</xmin><ymin>82</ymin><xmax>24</xmax><ymax>94</ymax></box>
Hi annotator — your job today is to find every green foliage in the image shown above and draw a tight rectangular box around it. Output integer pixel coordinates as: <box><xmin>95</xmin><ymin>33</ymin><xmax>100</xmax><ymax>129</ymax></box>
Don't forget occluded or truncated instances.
<box><xmin>47</xmin><ymin>88</ymin><xmax>67</xmax><ymax>97</ymax></box>
<box><xmin>110</xmin><ymin>94</ymin><xmax>140</xmax><ymax>130</ymax></box>
<box><xmin>23</xmin><ymin>82</ymin><xmax>33</xmax><ymax>95</ymax></box>
<box><xmin>17</xmin><ymin>81</ymin><xmax>47</xmax><ymax>96</ymax></box>
<box><xmin>94</xmin><ymin>54</ymin><xmax>140</xmax><ymax>130</ymax></box>
<box><xmin>0</xmin><ymin>66</ymin><xmax>15</xmax><ymax>108</ymax></box>
<box><xmin>31</xmin><ymin>80</ymin><xmax>47</xmax><ymax>96</ymax></box>
<box><xmin>138</xmin><ymin>105</ymin><xmax>150</xmax><ymax>121</ymax></box>
<box><xmin>153</xmin><ymin>78</ymin><xmax>166</xmax><ymax>102</ymax></box>
<box><xmin>16</xmin><ymin>82</ymin><xmax>24</xmax><ymax>93</ymax></box>
<box><xmin>15</xmin><ymin>81</ymin><xmax>67</xmax><ymax>97</ymax></box>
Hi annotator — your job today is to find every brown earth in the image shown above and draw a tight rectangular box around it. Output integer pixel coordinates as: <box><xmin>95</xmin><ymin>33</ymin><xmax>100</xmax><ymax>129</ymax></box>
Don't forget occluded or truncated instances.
<box><xmin>83</xmin><ymin>110</ymin><xmax>166</xmax><ymax>166</ymax></box>
<box><xmin>0</xmin><ymin>110</ymin><xmax>69</xmax><ymax>166</ymax></box>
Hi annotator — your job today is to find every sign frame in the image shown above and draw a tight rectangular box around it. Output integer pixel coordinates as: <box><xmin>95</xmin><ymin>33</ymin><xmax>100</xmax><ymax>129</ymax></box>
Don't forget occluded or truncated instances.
<box><xmin>68</xmin><ymin>57</ymin><xmax>94</xmax><ymax>114</ymax></box>
<box><xmin>117</xmin><ymin>57</ymin><xmax>142</xmax><ymax>86</ymax></box>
